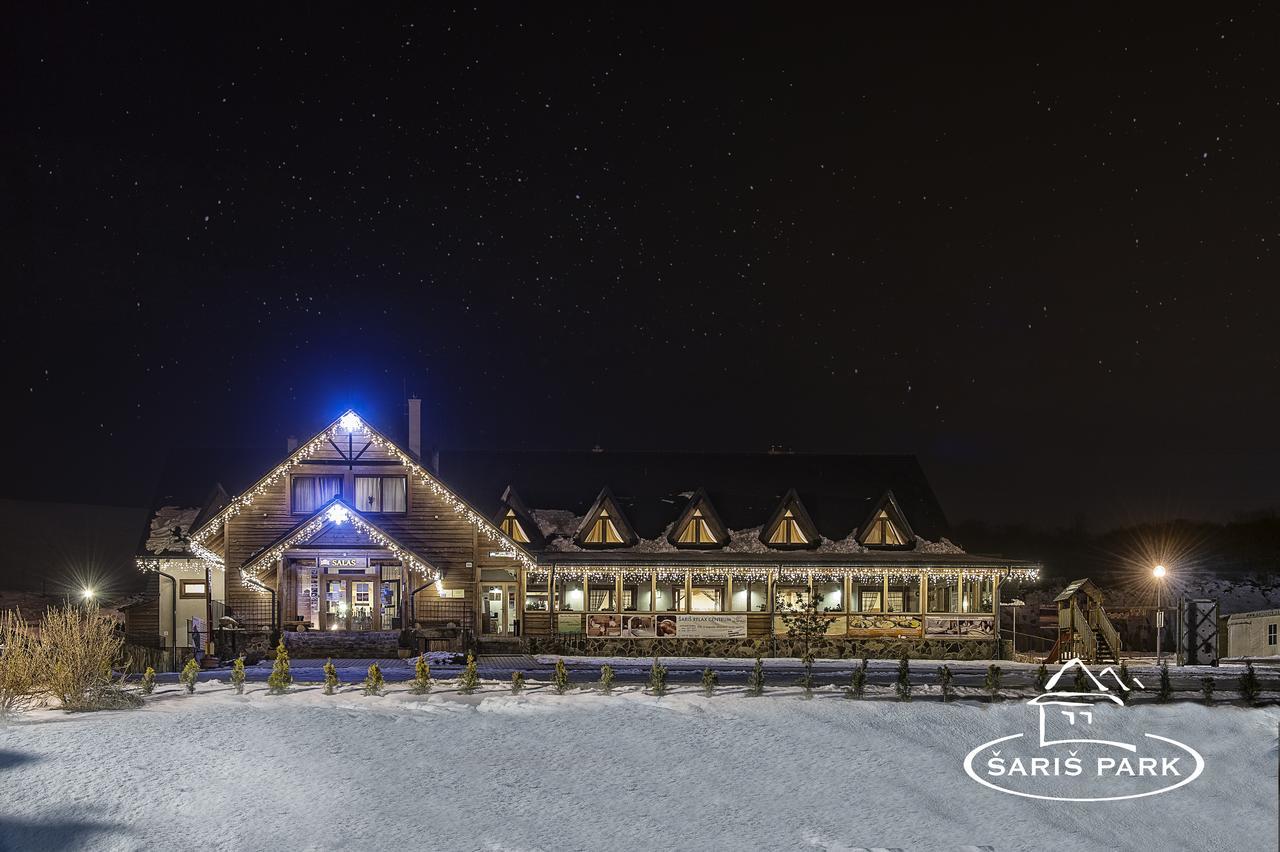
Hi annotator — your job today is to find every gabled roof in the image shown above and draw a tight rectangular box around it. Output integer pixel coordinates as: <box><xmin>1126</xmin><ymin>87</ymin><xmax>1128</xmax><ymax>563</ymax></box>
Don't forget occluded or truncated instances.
<box><xmin>667</xmin><ymin>487</ymin><xmax>729</xmax><ymax>548</ymax></box>
<box><xmin>240</xmin><ymin>497</ymin><xmax>440</xmax><ymax>580</ymax></box>
<box><xmin>493</xmin><ymin>486</ymin><xmax>546</xmax><ymax>549</ymax></box>
<box><xmin>1053</xmin><ymin>578</ymin><xmax>1105</xmax><ymax>603</ymax></box>
<box><xmin>854</xmin><ymin>490</ymin><xmax>915</xmax><ymax>548</ymax></box>
<box><xmin>574</xmin><ymin>487</ymin><xmax>639</xmax><ymax>548</ymax></box>
<box><xmin>759</xmin><ymin>488</ymin><xmax>820</xmax><ymax>550</ymax></box>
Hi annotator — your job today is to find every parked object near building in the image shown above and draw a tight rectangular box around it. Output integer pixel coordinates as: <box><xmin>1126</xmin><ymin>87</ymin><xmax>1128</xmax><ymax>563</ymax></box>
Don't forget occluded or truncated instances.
<box><xmin>127</xmin><ymin>405</ymin><xmax>1041</xmax><ymax>662</ymax></box>
<box><xmin>1224</xmin><ymin>608</ymin><xmax>1280</xmax><ymax>660</ymax></box>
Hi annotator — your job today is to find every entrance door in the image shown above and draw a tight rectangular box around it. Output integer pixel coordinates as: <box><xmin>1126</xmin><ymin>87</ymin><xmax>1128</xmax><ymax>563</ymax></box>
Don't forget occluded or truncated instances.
<box><xmin>483</xmin><ymin>583</ymin><xmax>518</xmax><ymax>635</ymax></box>
<box><xmin>350</xmin><ymin>580</ymin><xmax>375</xmax><ymax>631</ymax></box>
<box><xmin>322</xmin><ymin>576</ymin><xmax>380</xmax><ymax>631</ymax></box>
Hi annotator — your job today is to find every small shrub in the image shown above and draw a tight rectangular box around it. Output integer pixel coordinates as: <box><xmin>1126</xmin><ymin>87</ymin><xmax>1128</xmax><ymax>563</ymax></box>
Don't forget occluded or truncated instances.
<box><xmin>599</xmin><ymin>664</ymin><xmax>615</xmax><ymax>694</ymax></box>
<box><xmin>40</xmin><ymin>603</ymin><xmax>132</xmax><ymax>712</ymax></box>
<box><xmin>1118</xmin><ymin>661</ymin><xmax>1137</xmax><ymax>705</ymax></box>
<box><xmin>511</xmin><ymin>671</ymin><xmax>525</xmax><ymax>694</ymax></box>
<box><xmin>409</xmin><ymin>654</ymin><xmax>432</xmax><ymax>695</ymax></box>
<box><xmin>554</xmin><ymin>658</ymin><xmax>570</xmax><ymax>694</ymax></box>
<box><xmin>180</xmin><ymin>658</ymin><xmax>199</xmax><ymax>694</ymax></box>
<box><xmin>745</xmin><ymin>657</ymin><xmax>765</xmax><ymax>697</ymax></box>
<box><xmin>266</xmin><ymin>641</ymin><xmax>292</xmax><ymax>695</ymax></box>
<box><xmin>1034</xmin><ymin>663</ymin><xmax>1049</xmax><ymax>691</ymax></box>
<box><xmin>1201</xmin><ymin>676</ymin><xmax>1215</xmax><ymax>705</ymax></box>
<box><xmin>139</xmin><ymin>666</ymin><xmax>156</xmax><ymax>696</ymax></box>
<box><xmin>895</xmin><ymin>652</ymin><xmax>911</xmax><ymax>702</ymax></box>
<box><xmin>844</xmin><ymin>658</ymin><xmax>868</xmax><ymax>700</ymax></box>
<box><xmin>323</xmin><ymin>659</ymin><xmax>339</xmax><ymax>695</ymax></box>
<box><xmin>984</xmin><ymin>665</ymin><xmax>1002</xmax><ymax>701</ymax></box>
<box><xmin>1157</xmin><ymin>662</ymin><xmax>1172</xmax><ymax>703</ymax></box>
<box><xmin>459</xmin><ymin>652</ymin><xmax>479</xmax><ymax>694</ymax></box>
<box><xmin>701</xmin><ymin>667</ymin><xmax>719</xmax><ymax>697</ymax></box>
<box><xmin>230</xmin><ymin>656</ymin><xmax>246</xmax><ymax>695</ymax></box>
<box><xmin>938</xmin><ymin>665</ymin><xmax>954</xmax><ymax>702</ymax></box>
<box><xmin>363</xmin><ymin>663</ymin><xmax>385</xmax><ymax>697</ymax></box>
<box><xmin>648</xmin><ymin>656</ymin><xmax>668</xmax><ymax>696</ymax></box>
<box><xmin>1239</xmin><ymin>661</ymin><xmax>1261</xmax><ymax>705</ymax></box>
<box><xmin>1072</xmin><ymin>666</ymin><xmax>1089</xmax><ymax>693</ymax></box>
<box><xmin>0</xmin><ymin>610</ymin><xmax>40</xmax><ymax>715</ymax></box>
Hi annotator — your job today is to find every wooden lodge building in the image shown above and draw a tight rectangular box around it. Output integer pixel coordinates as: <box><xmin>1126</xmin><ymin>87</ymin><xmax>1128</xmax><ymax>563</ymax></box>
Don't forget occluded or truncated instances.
<box><xmin>128</xmin><ymin>406</ymin><xmax>1040</xmax><ymax>665</ymax></box>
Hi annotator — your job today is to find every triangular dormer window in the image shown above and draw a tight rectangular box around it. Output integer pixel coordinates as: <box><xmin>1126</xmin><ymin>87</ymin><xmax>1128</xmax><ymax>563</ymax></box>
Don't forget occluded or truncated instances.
<box><xmin>862</xmin><ymin>509</ymin><xmax>905</xmax><ymax>545</ymax></box>
<box><xmin>584</xmin><ymin>508</ymin><xmax>625</xmax><ymax>544</ymax></box>
<box><xmin>676</xmin><ymin>509</ymin><xmax>717</xmax><ymax>545</ymax></box>
<box><xmin>768</xmin><ymin>509</ymin><xmax>809</xmax><ymax>545</ymax></box>
<box><xmin>856</xmin><ymin>491</ymin><xmax>914</xmax><ymax>548</ymax></box>
<box><xmin>500</xmin><ymin>509</ymin><xmax>530</xmax><ymax>544</ymax></box>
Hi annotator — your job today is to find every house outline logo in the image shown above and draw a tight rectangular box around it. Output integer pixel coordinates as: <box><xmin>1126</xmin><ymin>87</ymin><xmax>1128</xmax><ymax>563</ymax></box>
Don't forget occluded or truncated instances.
<box><xmin>962</xmin><ymin>659</ymin><xmax>1205</xmax><ymax>802</ymax></box>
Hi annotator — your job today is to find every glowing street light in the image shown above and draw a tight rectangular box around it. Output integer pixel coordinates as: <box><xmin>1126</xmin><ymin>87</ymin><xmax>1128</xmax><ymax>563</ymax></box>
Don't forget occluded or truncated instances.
<box><xmin>81</xmin><ymin>588</ymin><xmax>95</xmax><ymax>602</ymax></box>
<box><xmin>1152</xmin><ymin>564</ymin><xmax>1168</xmax><ymax>663</ymax></box>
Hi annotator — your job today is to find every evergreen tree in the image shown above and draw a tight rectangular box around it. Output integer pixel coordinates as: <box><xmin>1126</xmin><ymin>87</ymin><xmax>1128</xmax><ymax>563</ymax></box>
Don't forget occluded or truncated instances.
<box><xmin>180</xmin><ymin>657</ymin><xmax>199</xmax><ymax>694</ymax></box>
<box><xmin>1200</xmin><ymin>676</ymin><xmax>1215</xmax><ymax>705</ymax></box>
<box><xmin>140</xmin><ymin>666</ymin><xmax>156</xmax><ymax>696</ymax></box>
<box><xmin>745</xmin><ymin>657</ymin><xmax>765</xmax><ymax>697</ymax></box>
<box><xmin>777</xmin><ymin>592</ymin><xmax>837</xmax><ymax>693</ymax></box>
<box><xmin>511</xmin><ymin>671</ymin><xmax>525</xmax><ymax>694</ymax></box>
<box><xmin>554</xmin><ymin>658</ymin><xmax>570</xmax><ymax>694</ymax></box>
<box><xmin>983</xmin><ymin>664</ymin><xmax>1002</xmax><ymax>701</ymax></box>
<box><xmin>323</xmin><ymin>659</ymin><xmax>339</xmax><ymax>695</ymax></box>
<box><xmin>1072</xmin><ymin>666</ymin><xmax>1089</xmax><ymax>693</ymax></box>
<box><xmin>267</xmin><ymin>640</ymin><xmax>292</xmax><ymax>694</ymax></box>
<box><xmin>938</xmin><ymin>665</ymin><xmax>954</xmax><ymax>702</ymax></box>
<box><xmin>1118</xmin><ymin>661</ymin><xmax>1137</xmax><ymax>705</ymax></box>
<box><xmin>895</xmin><ymin>652</ymin><xmax>912</xmax><ymax>702</ymax></box>
<box><xmin>648</xmin><ymin>655</ymin><xmax>668</xmax><ymax>696</ymax></box>
<box><xmin>410</xmin><ymin>654</ymin><xmax>432</xmax><ymax>695</ymax></box>
<box><xmin>1034</xmin><ymin>663</ymin><xmax>1049</xmax><ymax>691</ymax></box>
<box><xmin>599</xmin><ymin>664</ymin><xmax>615</xmax><ymax>694</ymax></box>
<box><xmin>1157</xmin><ymin>662</ymin><xmax>1172</xmax><ymax>703</ymax></box>
<box><xmin>1239</xmin><ymin>661</ymin><xmax>1261</xmax><ymax>705</ymax></box>
<box><xmin>459</xmin><ymin>652</ymin><xmax>480</xmax><ymax>694</ymax></box>
<box><xmin>844</xmin><ymin>658</ymin><xmax>867</xmax><ymax>699</ymax></box>
<box><xmin>701</xmin><ymin>667</ymin><xmax>719</xmax><ymax>697</ymax></box>
<box><xmin>363</xmin><ymin>663</ymin><xmax>385</xmax><ymax>697</ymax></box>
<box><xmin>230</xmin><ymin>656</ymin><xmax>246</xmax><ymax>695</ymax></box>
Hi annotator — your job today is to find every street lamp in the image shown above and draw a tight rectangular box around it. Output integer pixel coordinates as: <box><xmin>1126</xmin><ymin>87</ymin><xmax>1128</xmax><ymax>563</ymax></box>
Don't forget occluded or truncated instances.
<box><xmin>1000</xmin><ymin>599</ymin><xmax>1026</xmax><ymax>656</ymax></box>
<box><xmin>80</xmin><ymin>588</ymin><xmax>95</xmax><ymax>603</ymax></box>
<box><xmin>1152</xmin><ymin>565</ymin><xmax>1167</xmax><ymax>663</ymax></box>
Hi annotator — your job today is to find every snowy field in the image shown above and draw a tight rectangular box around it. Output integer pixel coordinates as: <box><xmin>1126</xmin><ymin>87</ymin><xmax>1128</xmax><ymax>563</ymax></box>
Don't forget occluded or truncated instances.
<box><xmin>0</xmin><ymin>680</ymin><xmax>1274</xmax><ymax>852</ymax></box>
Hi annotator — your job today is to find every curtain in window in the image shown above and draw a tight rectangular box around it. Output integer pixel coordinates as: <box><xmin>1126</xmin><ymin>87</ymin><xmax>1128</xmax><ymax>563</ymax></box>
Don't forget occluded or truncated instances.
<box><xmin>382</xmin><ymin>477</ymin><xmax>406</xmax><ymax>512</ymax></box>
<box><xmin>293</xmin><ymin>476</ymin><xmax>342</xmax><ymax>513</ymax></box>
<box><xmin>355</xmin><ymin>476</ymin><xmax>381</xmax><ymax>512</ymax></box>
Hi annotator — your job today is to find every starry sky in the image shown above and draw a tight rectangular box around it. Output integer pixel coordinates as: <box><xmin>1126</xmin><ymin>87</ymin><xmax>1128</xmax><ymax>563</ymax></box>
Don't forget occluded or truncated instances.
<box><xmin>6</xmin><ymin>6</ymin><xmax>1280</xmax><ymax>530</ymax></box>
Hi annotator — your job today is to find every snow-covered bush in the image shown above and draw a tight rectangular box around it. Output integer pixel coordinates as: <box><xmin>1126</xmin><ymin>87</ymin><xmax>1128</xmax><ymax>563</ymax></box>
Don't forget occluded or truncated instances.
<box><xmin>701</xmin><ymin>668</ymin><xmax>718</xmax><ymax>697</ymax></box>
<box><xmin>938</xmin><ymin>665</ymin><xmax>954</xmax><ymax>702</ymax></box>
<box><xmin>323</xmin><ymin>659</ymin><xmax>338</xmax><ymax>695</ymax></box>
<box><xmin>983</xmin><ymin>665</ymin><xmax>1002</xmax><ymax>701</ymax></box>
<box><xmin>599</xmin><ymin>664</ymin><xmax>615</xmax><ymax>694</ymax></box>
<box><xmin>459</xmin><ymin>652</ymin><xmax>479</xmax><ymax>694</ymax></box>
<box><xmin>895</xmin><ymin>653</ymin><xmax>911</xmax><ymax>702</ymax></box>
<box><xmin>0</xmin><ymin>610</ymin><xmax>41</xmax><ymax>715</ymax></box>
<box><xmin>363</xmin><ymin>663</ymin><xmax>385</xmax><ymax>697</ymax></box>
<box><xmin>40</xmin><ymin>603</ymin><xmax>140</xmax><ymax>712</ymax></box>
<box><xmin>409</xmin><ymin>654</ymin><xmax>431</xmax><ymax>695</ymax></box>
<box><xmin>648</xmin><ymin>656</ymin><xmax>667</xmax><ymax>696</ymax></box>
<box><xmin>139</xmin><ymin>666</ymin><xmax>156</xmax><ymax>696</ymax></box>
<box><xmin>230</xmin><ymin>656</ymin><xmax>245</xmax><ymax>695</ymax></box>
<box><xmin>511</xmin><ymin>672</ymin><xmax>525</xmax><ymax>694</ymax></box>
<box><xmin>267</xmin><ymin>641</ymin><xmax>291</xmax><ymax>694</ymax></box>
<box><xmin>746</xmin><ymin>657</ymin><xmax>765</xmax><ymax>696</ymax></box>
<box><xmin>554</xmin><ymin>658</ymin><xmax>570</xmax><ymax>694</ymax></box>
<box><xmin>180</xmin><ymin>658</ymin><xmax>199</xmax><ymax>694</ymax></box>
<box><xmin>844</xmin><ymin>658</ymin><xmax>867</xmax><ymax>699</ymax></box>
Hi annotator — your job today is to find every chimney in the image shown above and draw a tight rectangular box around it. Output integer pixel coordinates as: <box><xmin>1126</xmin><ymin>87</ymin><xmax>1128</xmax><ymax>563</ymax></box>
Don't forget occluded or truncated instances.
<box><xmin>407</xmin><ymin>397</ymin><xmax>423</xmax><ymax>460</ymax></box>
<box><xmin>286</xmin><ymin>435</ymin><xmax>298</xmax><ymax>453</ymax></box>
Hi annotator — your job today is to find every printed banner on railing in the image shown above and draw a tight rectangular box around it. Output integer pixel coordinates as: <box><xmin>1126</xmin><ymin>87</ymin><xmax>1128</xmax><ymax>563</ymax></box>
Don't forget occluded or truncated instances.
<box><xmin>674</xmin><ymin>614</ymin><xmax>748</xmax><ymax>638</ymax></box>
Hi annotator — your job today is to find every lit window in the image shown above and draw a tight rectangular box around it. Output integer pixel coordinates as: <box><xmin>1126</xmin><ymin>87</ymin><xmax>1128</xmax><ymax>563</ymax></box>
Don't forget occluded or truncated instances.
<box><xmin>500</xmin><ymin>509</ymin><xmax>530</xmax><ymax>543</ymax></box>
<box><xmin>1269</xmin><ymin>624</ymin><xmax>1277</xmax><ymax>646</ymax></box>
<box><xmin>862</xmin><ymin>510</ymin><xmax>906</xmax><ymax>545</ymax></box>
<box><xmin>584</xmin><ymin>508</ymin><xmax>624</xmax><ymax>544</ymax></box>
<box><xmin>180</xmin><ymin>580</ymin><xmax>207</xmax><ymax>599</ymax></box>
<box><xmin>731</xmin><ymin>576</ymin><xmax>770</xmax><ymax>612</ymax></box>
<box><xmin>355</xmin><ymin>476</ymin><xmax>407</xmax><ymax>513</ymax></box>
<box><xmin>768</xmin><ymin>509</ymin><xmax>808</xmax><ymax>545</ymax></box>
<box><xmin>677</xmin><ymin>508</ymin><xmax>717</xmax><ymax>544</ymax></box>
<box><xmin>292</xmin><ymin>475</ymin><xmax>343</xmax><ymax>513</ymax></box>
<box><xmin>690</xmin><ymin>579</ymin><xmax>726</xmax><ymax>611</ymax></box>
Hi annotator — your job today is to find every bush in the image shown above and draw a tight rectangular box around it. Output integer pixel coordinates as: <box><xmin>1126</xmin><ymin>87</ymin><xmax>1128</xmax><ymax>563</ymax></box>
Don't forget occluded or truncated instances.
<box><xmin>1034</xmin><ymin>663</ymin><xmax>1049</xmax><ymax>691</ymax></box>
<box><xmin>511</xmin><ymin>671</ymin><xmax>525</xmax><ymax>694</ymax></box>
<box><xmin>180</xmin><ymin>658</ymin><xmax>199</xmax><ymax>694</ymax></box>
<box><xmin>0</xmin><ymin>610</ymin><xmax>41</xmax><ymax>715</ymax></box>
<box><xmin>409</xmin><ymin>654</ymin><xmax>432</xmax><ymax>695</ymax></box>
<box><xmin>41</xmin><ymin>603</ymin><xmax>137</xmax><ymax>712</ymax></box>
<box><xmin>1118</xmin><ymin>661</ymin><xmax>1137</xmax><ymax>705</ymax></box>
<box><xmin>746</xmin><ymin>657</ymin><xmax>765</xmax><ymax>697</ymax></box>
<box><xmin>554</xmin><ymin>658</ymin><xmax>570</xmax><ymax>694</ymax></box>
<box><xmin>363</xmin><ymin>663</ymin><xmax>385</xmax><ymax>696</ymax></box>
<box><xmin>983</xmin><ymin>665</ymin><xmax>1002</xmax><ymax>701</ymax></box>
<box><xmin>267</xmin><ymin>641</ymin><xmax>292</xmax><ymax>694</ymax></box>
<box><xmin>648</xmin><ymin>656</ymin><xmax>667</xmax><ymax>696</ymax></box>
<box><xmin>895</xmin><ymin>653</ymin><xmax>911</xmax><ymax>702</ymax></box>
<box><xmin>599</xmin><ymin>664</ymin><xmax>615</xmax><ymax>694</ymax></box>
<box><xmin>1157</xmin><ymin>662</ymin><xmax>1172</xmax><ymax>703</ymax></box>
<box><xmin>459</xmin><ymin>652</ymin><xmax>479</xmax><ymax>694</ymax></box>
<box><xmin>139</xmin><ymin>666</ymin><xmax>156</xmax><ymax>696</ymax></box>
<box><xmin>938</xmin><ymin>665</ymin><xmax>954</xmax><ymax>702</ymax></box>
<box><xmin>1201</xmin><ymin>676</ymin><xmax>1215</xmax><ymax>705</ymax></box>
<box><xmin>230</xmin><ymin>656</ymin><xmax>246</xmax><ymax>695</ymax></box>
<box><xmin>323</xmin><ymin>659</ymin><xmax>339</xmax><ymax>695</ymax></box>
<box><xmin>701</xmin><ymin>667</ymin><xmax>719</xmax><ymax>697</ymax></box>
<box><xmin>1072</xmin><ymin>667</ymin><xmax>1089</xmax><ymax>693</ymax></box>
<box><xmin>1240</xmin><ymin>661</ymin><xmax>1261</xmax><ymax>705</ymax></box>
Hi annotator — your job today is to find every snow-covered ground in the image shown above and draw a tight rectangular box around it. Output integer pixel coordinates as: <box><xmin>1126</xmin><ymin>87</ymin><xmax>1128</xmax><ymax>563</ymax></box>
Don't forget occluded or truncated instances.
<box><xmin>0</xmin><ymin>680</ymin><xmax>1274</xmax><ymax>851</ymax></box>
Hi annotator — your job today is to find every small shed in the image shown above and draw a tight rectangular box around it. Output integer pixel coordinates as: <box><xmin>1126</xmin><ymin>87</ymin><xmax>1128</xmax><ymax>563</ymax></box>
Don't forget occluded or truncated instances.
<box><xmin>1224</xmin><ymin>608</ymin><xmax>1280</xmax><ymax>659</ymax></box>
<box><xmin>1050</xmin><ymin>578</ymin><xmax>1121</xmax><ymax>664</ymax></box>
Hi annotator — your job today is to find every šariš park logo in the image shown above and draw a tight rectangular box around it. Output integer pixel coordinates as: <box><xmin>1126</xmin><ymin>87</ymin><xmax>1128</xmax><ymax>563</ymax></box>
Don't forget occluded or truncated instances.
<box><xmin>962</xmin><ymin>659</ymin><xmax>1205</xmax><ymax>802</ymax></box>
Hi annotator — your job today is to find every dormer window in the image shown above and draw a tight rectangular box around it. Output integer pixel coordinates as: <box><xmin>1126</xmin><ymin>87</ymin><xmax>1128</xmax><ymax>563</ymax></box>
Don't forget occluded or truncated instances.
<box><xmin>768</xmin><ymin>509</ymin><xmax>809</xmax><ymax>545</ymax></box>
<box><xmin>863</xmin><ymin>509</ymin><xmax>906</xmax><ymax>545</ymax></box>
<box><xmin>584</xmin><ymin>508</ymin><xmax>625</xmax><ymax>544</ymax></box>
<box><xmin>676</xmin><ymin>509</ymin><xmax>716</xmax><ymax>545</ymax></box>
<box><xmin>500</xmin><ymin>509</ymin><xmax>530</xmax><ymax>544</ymax></box>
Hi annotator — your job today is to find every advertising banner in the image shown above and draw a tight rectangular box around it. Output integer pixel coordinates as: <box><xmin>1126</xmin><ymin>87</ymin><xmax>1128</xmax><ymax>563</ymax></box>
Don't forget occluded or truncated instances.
<box><xmin>675</xmin><ymin>613</ymin><xmax>748</xmax><ymax>638</ymax></box>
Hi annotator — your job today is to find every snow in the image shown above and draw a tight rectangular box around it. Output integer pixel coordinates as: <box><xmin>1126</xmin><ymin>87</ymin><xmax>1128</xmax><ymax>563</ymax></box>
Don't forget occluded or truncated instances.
<box><xmin>0</xmin><ymin>680</ymin><xmax>1274</xmax><ymax>850</ymax></box>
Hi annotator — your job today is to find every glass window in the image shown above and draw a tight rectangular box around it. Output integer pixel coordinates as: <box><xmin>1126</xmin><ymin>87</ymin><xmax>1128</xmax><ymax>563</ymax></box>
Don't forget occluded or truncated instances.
<box><xmin>731</xmin><ymin>577</ymin><xmax>770</xmax><ymax>612</ymax></box>
<box><xmin>927</xmin><ymin>578</ymin><xmax>993</xmax><ymax>613</ymax></box>
<box><xmin>689</xmin><ymin>578</ymin><xmax>726</xmax><ymax>612</ymax></box>
<box><xmin>887</xmin><ymin>579</ymin><xmax>920</xmax><ymax>613</ymax></box>
<box><xmin>292</xmin><ymin>475</ymin><xmax>343</xmax><ymax>513</ymax></box>
<box><xmin>813</xmin><ymin>580</ymin><xmax>844</xmax><ymax>612</ymax></box>
<box><xmin>556</xmin><ymin>578</ymin><xmax>584</xmax><ymax>612</ymax></box>
<box><xmin>588</xmin><ymin>578</ymin><xmax>617</xmax><ymax>612</ymax></box>
<box><xmin>623</xmin><ymin>576</ymin><xmax>653</xmax><ymax>611</ymax></box>
<box><xmin>775</xmin><ymin>584</ymin><xmax>809</xmax><ymax>611</ymax></box>
<box><xmin>1269</xmin><ymin>624</ymin><xmax>1277</xmax><ymax>646</ymax></box>
<box><xmin>862</xmin><ymin>510</ymin><xmax>906</xmax><ymax>545</ymax></box>
<box><xmin>501</xmin><ymin>510</ymin><xmax>531</xmax><ymax>543</ymax></box>
<box><xmin>654</xmin><ymin>578</ymin><xmax>684</xmax><ymax>612</ymax></box>
<box><xmin>677</xmin><ymin>509</ymin><xmax>718</xmax><ymax>545</ymax></box>
<box><xmin>768</xmin><ymin>509</ymin><xmax>808</xmax><ymax>545</ymax></box>
<box><xmin>852</xmin><ymin>580</ymin><xmax>882</xmax><ymax>613</ymax></box>
<box><xmin>524</xmin><ymin>576</ymin><xmax>549</xmax><ymax>611</ymax></box>
<box><xmin>927</xmin><ymin>582</ymin><xmax>956</xmax><ymax>613</ymax></box>
<box><xmin>584</xmin><ymin>509</ymin><xmax>625</xmax><ymax>544</ymax></box>
<box><xmin>355</xmin><ymin>476</ymin><xmax>407</xmax><ymax>513</ymax></box>
<box><xmin>180</xmin><ymin>580</ymin><xmax>207</xmax><ymax>598</ymax></box>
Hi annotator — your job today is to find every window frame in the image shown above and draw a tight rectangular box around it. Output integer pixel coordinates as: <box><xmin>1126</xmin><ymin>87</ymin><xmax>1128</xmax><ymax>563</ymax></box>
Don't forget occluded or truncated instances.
<box><xmin>290</xmin><ymin>474</ymin><xmax>344</xmax><ymax>515</ymax></box>
<box><xmin>180</xmin><ymin>579</ymin><xmax>208</xmax><ymax>599</ymax></box>
<box><xmin>1269</xmin><ymin>623</ymin><xmax>1277</xmax><ymax>646</ymax></box>
<box><xmin>354</xmin><ymin>474</ymin><xmax>408</xmax><ymax>514</ymax></box>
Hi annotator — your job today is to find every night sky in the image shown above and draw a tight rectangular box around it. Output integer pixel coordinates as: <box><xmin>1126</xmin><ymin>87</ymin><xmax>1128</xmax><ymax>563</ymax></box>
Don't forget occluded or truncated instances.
<box><xmin>6</xmin><ymin>7</ymin><xmax>1280</xmax><ymax>530</ymax></box>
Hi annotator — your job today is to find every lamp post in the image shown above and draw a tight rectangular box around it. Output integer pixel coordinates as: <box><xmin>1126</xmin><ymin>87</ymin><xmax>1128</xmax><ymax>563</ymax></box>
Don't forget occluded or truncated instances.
<box><xmin>1000</xmin><ymin>599</ymin><xmax>1026</xmax><ymax>655</ymax></box>
<box><xmin>1152</xmin><ymin>564</ymin><xmax>1167</xmax><ymax>663</ymax></box>
<box><xmin>80</xmin><ymin>588</ymin><xmax>96</xmax><ymax>606</ymax></box>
